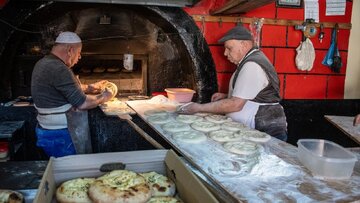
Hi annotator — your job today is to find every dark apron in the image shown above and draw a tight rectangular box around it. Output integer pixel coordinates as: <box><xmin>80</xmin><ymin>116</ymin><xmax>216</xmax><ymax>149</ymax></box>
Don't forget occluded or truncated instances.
<box><xmin>66</xmin><ymin>108</ymin><xmax>92</xmax><ymax>154</ymax></box>
<box><xmin>254</xmin><ymin>104</ymin><xmax>287</xmax><ymax>137</ymax></box>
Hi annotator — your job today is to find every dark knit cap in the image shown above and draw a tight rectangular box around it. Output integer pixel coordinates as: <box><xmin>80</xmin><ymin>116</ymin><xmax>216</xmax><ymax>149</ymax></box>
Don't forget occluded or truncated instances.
<box><xmin>218</xmin><ymin>25</ymin><xmax>253</xmax><ymax>43</ymax></box>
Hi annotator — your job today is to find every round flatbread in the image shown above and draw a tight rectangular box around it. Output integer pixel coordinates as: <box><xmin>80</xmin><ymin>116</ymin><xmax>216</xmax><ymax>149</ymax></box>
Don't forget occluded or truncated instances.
<box><xmin>190</xmin><ymin>121</ymin><xmax>220</xmax><ymax>133</ymax></box>
<box><xmin>140</xmin><ymin>172</ymin><xmax>176</xmax><ymax>197</ymax></box>
<box><xmin>107</xmin><ymin>67</ymin><xmax>121</xmax><ymax>73</ymax></box>
<box><xmin>223</xmin><ymin>141</ymin><xmax>260</xmax><ymax>155</ymax></box>
<box><xmin>175</xmin><ymin>114</ymin><xmax>203</xmax><ymax>124</ymax></box>
<box><xmin>88</xmin><ymin>170</ymin><xmax>151</xmax><ymax>203</ymax></box>
<box><xmin>204</xmin><ymin>114</ymin><xmax>232</xmax><ymax>124</ymax></box>
<box><xmin>0</xmin><ymin>190</ymin><xmax>23</xmax><ymax>203</ymax></box>
<box><xmin>221</xmin><ymin>121</ymin><xmax>248</xmax><ymax>132</ymax></box>
<box><xmin>93</xmin><ymin>67</ymin><xmax>106</xmax><ymax>73</ymax></box>
<box><xmin>56</xmin><ymin>178</ymin><xmax>95</xmax><ymax>203</ymax></box>
<box><xmin>104</xmin><ymin>82</ymin><xmax>118</xmax><ymax>99</ymax></box>
<box><xmin>209</xmin><ymin>130</ymin><xmax>242</xmax><ymax>142</ymax></box>
<box><xmin>147</xmin><ymin>196</ymin><xmax>182</xmax><ymax>203</ymax></box>
<box><xmin>172</xmin><ymin>131</ymin><xmax>207</xmax><ymax>143</ymax></box>
<box><xmin>81</xmin><ymin>67</ymin><xmax>92</xmax><ymax>73</ymax></box>
<box><xmin>144</xmin><ymin>110</ymin><xmax>168</xmax><ymax>117</ymax></box>
<box><xmin>161</xmin><ymin>122</ymin><xmax>191</xmax><ymax>133</ymax></box>
<box><xmin>237</xmin><ymin>131</ymin><xmax>271</xmax><ymax>143</ymax></box>
<box><xmin>147</xmin><ymin>115</ymin><xmax>171</xmax><ymax>125</ymax></box>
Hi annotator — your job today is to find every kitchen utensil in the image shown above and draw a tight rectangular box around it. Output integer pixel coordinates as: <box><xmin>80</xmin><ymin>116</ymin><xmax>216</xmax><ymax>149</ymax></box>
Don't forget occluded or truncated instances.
<box><xmin>165</xmin><ymin>88</ymin><xmax>195</xmax><ymax>103</ymax></box>
<box><xmin>297</xmin><ymin>139</ymin><xmax>357</xmax><ymax>180</ymax></box>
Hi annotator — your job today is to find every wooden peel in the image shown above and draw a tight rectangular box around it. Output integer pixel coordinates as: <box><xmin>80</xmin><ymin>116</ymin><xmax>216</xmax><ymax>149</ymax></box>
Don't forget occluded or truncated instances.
<box><xmin>118</xmin><ymin>114</ymin><xmax>164</xmax><ymax>149</ymax></box>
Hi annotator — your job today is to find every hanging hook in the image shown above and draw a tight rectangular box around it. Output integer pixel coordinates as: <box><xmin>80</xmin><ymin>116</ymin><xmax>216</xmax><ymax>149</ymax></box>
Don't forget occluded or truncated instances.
<box><xmin>236</xmin><ymin>17</ymin><xmax>242</xmax><ymax>26</ymax></box>
<box><xmin>318</xmin><ymin>23</ymin><xmax>324</xmax><ymax>43</ymax></box>
<box><xmin>199</xmin><ymin>16</ymin><xmax>206</xmax><ymax>35</ymax></box>
<box><xmin>218</xmin><ymin>17</ymin><xmax>223</xmax><ymax>28</ymax></box>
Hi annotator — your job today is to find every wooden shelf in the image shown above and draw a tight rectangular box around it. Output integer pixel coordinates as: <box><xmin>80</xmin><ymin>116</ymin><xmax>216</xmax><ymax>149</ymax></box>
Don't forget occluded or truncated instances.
<box><xmin>191</xmin><ymin>15</ymin><xmax>352</xmax><ymax>29</ymax></box>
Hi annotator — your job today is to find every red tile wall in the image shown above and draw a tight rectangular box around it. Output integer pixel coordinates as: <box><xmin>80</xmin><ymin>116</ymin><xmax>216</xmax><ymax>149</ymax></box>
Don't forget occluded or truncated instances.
<box><xmin>0</xmin><ymin>0</ymin><xmax>7</xmax><ymax>8</ymax></box>
<box><xmin>185</xmin><ymin>0</ymin><xmax>352</xmax><ymax>99</ymax></box>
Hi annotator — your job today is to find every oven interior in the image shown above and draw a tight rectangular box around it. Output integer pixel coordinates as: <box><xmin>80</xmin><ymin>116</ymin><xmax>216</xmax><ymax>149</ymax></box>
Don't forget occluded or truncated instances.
<box><xmin>1</xmin><ymin>2</ymin><xmax>217</xmax><ymax>102</ymax></box>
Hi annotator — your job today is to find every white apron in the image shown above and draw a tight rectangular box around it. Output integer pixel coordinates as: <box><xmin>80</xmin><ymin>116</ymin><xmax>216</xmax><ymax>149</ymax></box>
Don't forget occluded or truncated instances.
<box><xmin>35</xmin><ymin>104</ymin><xmax>92</xmax><ymax>154</ymax></box>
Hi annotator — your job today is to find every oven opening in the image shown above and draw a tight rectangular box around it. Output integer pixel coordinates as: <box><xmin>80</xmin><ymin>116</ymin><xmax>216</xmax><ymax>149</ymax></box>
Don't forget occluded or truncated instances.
<box><xmin>74</xmin><ymin>54</ymin><xmax>148</xmax><ymax>97</ymax></box>
<box><xmin>0</xmin><ymin>2</ymin><xmax>217</xmax><ymax>103</ymax></box>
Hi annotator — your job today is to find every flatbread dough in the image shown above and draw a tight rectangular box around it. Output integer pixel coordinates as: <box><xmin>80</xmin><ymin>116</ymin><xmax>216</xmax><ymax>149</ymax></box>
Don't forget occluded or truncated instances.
<box><xmin>172</xmin><ymin>131</ymin><xmax>207</xmax><ymax>143</ymax></box>
<box><xmin>237</xmin><ymin>131</ymin><xmax>271</xmax><ymax>143</ymax></box>
<box><xmin>221</xmin><ymin>121</ymin><xmax>249</xmax><ymax>132</ymax></box>
<box><xmin>147</xmin><ymin>196</ymin><xmax>182</xmax><ymax>203</ymax></box>
<box><xmin>194</xmin><ymin>112</ymin><xmax>210</xmax><ymax>117</ymax></box>
<box><xmin>104</xmin><ymin>82</ymin><xmax>118</xmax><ymax>99</ymax></box>
<box><xmin>162</xmin><ymin>122</ymin><xmax>191</xmax><ymax>133</ymax></box>
<box><xmin>56</xmin><ymin>178</ymin><xmax>95</xmax><ymax>203</ymax></box>
<box><xmin>223</xmin><ymin>141</ymin><xmax>260</xmax><ymax>155</ymax></box>
<box><xmin>209</xmin><ymin>130</ymin><xmax>242</xmax><ymax>142</ymax></box>
<box><xmin>205</xmin><ymin>115</ymin><xmax>232</xmax><ymax>124</ymax></box>
<box><xmin>88</xmin><ymin>170</ymin><xmax>151</xmax><ymax>203</ymax></box>
<box><xmin>175</xmin><ymin>114</ymin><xmax>203</xmax><ymax>124</ymax></box>
<box><xmin>140</xmin><ymin>171</ymin><xmax>176</xmax><ymax>197</ymax></box>
<box><xmin>190</xmin><ymin>121</ymin><xmax>220</xmax><ymax>132</ymax></box>
<box><xmin>144</xmin><ymin>110</ymin><xmax>169</xmax><ymax>116</ymax></box>
<box><xmin>147</xmin><ymin>115</ymin><xmax>171</xmax><ymax>125</ymax></box>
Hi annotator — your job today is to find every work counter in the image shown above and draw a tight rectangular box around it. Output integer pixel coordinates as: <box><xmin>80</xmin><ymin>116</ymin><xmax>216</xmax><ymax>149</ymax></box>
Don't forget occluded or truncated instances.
<box><xmin>0</xmin><ymin>99</ymin><xmax>359</xmax><ymax>202</ymax></box>
<box><xmin>125</xmin><ymin>99</ymin><xmax>360</xmax><ymax>202</ymax></box>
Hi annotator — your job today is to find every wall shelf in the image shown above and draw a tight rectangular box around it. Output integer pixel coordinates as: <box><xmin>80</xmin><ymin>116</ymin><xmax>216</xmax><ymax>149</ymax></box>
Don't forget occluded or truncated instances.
<box><xmin>191</xmin><ymin>15</ymin><xmax>352</xmax><ymax>29</ymax></box>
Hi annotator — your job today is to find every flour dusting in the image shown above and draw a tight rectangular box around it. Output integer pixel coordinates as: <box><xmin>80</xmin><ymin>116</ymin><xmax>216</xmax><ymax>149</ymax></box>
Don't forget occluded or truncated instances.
<box><xmin>250</xmin><ymin>154</ymin><xmax>294</xmax><ymax>178</ymax></box>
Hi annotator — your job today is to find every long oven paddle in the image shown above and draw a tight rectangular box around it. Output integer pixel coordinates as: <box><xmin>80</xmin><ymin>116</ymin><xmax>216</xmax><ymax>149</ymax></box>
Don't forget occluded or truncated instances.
<box><xmin>118</xmin><ymin>114</ymin><xmax>164</xmax><ymax>149</ymax></box>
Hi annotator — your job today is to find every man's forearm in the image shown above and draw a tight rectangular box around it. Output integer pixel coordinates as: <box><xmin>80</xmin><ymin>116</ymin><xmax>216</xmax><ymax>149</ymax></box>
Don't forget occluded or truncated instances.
<box><xmin>198</xmin><ymin>97</ymin><xmax>246</xmax><ymax>114</ymax></box>
<box><xmin>77</xmin><ymin>93</ymin><xmax>107</xmax><ymax>110</ymax></box>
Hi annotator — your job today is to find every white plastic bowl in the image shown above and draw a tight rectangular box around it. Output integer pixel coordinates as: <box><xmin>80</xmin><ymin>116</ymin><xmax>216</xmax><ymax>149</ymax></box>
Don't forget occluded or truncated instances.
<box><xmin>297</xmin><ymin>139</ymin><xmax>357</xmax><ymax>180</ymax></box>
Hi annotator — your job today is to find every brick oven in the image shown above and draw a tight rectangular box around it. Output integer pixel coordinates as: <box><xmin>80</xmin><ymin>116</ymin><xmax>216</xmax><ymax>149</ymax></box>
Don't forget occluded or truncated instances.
<box><xmin>0</xmin><ymin>1</ymin><xmax>217</xmax><ymax>103</ymax></box>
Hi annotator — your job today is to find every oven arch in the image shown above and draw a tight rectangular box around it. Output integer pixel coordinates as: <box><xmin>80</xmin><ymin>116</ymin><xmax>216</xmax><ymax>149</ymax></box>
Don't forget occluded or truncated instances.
<box><xmin>0</xmin><ymin>2</ymin><xmax>217</xmax><ymax>103</ymax></box>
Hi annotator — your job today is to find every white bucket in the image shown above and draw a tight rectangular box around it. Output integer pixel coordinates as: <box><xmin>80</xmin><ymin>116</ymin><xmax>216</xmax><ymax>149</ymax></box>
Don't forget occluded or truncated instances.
<box><xmin>123</xmin><ymin>54</ymin><xmax>134</xmax><ymax>71</ymax></box>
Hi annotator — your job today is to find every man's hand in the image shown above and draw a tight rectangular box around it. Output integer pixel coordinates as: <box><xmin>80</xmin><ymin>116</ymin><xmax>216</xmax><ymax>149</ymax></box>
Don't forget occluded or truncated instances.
<box><xmin>211</xmin><ymin>93</ymin><xmax>227</xmax><ymax>102</ymax></box>
<box><xmin>92</xmin><ymin>80</ymin><xmax>108</xmax><ymax>90</ymax></box>
<box><xmin>102</xmin><ymin>88</ymin><xmax>113</xmax><ymax>103</ymax></box>
<box><xmin>353</xmin><ymin>114</ymin><xmax>360</xmax><ymax>126</ymax></box>
<box><xmin>177</xmin><ymin>102</ymin><xmax>200</xmax><ymax>114</ymax></box>
<box><xmin>88</xmin><ymin>80</ymin><xmax>108</xmax><ymax>94</ymax></box>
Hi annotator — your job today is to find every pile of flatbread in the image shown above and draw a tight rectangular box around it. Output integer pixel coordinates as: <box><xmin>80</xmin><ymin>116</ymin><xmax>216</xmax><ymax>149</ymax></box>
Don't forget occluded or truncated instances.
<box><xmin>56</xmin><ymin>169</ymin><xmax>181</xmax><ymax>203</ymax></box>
<box><xmin>145</xmin><ymin>111</ymin><xmax>271</xmax><ymax>156</ymax></box>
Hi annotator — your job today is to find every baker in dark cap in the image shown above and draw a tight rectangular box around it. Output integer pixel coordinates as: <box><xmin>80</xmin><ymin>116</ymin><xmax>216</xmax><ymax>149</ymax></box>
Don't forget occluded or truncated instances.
<box><xmin>179</xmin><ymin>25</ymin><xmax>288</xmax><ymax>141</ymax></box>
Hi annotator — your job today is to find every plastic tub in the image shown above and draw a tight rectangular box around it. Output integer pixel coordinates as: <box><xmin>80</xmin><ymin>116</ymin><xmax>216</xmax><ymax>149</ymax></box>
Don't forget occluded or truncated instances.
<box><xmin>297</xmin><ymin>139</ymin><xmax>357</xmax><ymax>180</ymax></box>
<box><xmin>165</xmin><ymin>88</ymin><xmax>195</xmax><ymax>103</ymax></box>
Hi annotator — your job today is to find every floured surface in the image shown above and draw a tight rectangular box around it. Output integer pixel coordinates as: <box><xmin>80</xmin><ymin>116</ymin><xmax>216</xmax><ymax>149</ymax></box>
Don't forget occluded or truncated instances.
<box><xmin>127</xmin><ymin>100</ymin><xmax>360</xmax><ymax>202</ymax></box>
<box><xmin>100</xmin><ymin>98</ymin><xmax>135</xmax><ymax>116</ymax></box>
<box><xmin>325</xmin><ymin>115</ymin><xmax>360</xmax><ymax>144</ymax></box>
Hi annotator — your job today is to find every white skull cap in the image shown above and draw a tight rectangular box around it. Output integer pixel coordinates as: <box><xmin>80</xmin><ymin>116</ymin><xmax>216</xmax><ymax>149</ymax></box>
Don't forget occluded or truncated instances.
<box><xmin>55</xmin><ymin>31</ymin><xmax>82</xmax><ymax>43</ymax></box>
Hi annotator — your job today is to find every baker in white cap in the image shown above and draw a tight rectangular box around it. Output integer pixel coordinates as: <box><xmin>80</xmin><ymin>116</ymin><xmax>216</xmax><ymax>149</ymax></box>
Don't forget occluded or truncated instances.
<box><xmin>178</xmin><ymin>25</ymin><xmax>288</xmax><ymax>141</ymax></box>
<box><xmin>31</xmin><ymin>31</ymin><xmax>113</xmax><ymax>157</ymax></box>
